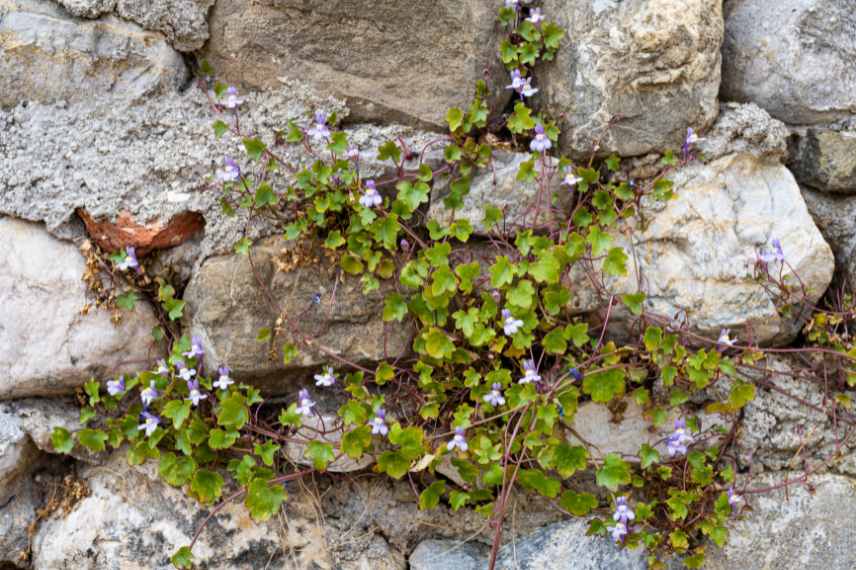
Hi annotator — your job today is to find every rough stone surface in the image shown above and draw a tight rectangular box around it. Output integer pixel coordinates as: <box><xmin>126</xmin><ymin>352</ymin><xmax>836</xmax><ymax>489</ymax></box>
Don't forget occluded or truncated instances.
<box><xmin>801</xmin><ymin>187</ymin><xmax>856</xmax><ymax>289</ymax></box>
<box><xmin>540</xmin><ymin>0</ymin><xmax>723</xmax><ymax>157</ymax></box>
<box><xmin>0</xmin><ymin>406</ymin><xmax>34</xmax><ymax>492</ymax></box>
<box><xmin>429</xmin><ymin>152</ymin><xmax>567</xmax><ymax>235</ymax></box>
<box><xmin>202</xmin><ymin>0</ymin><xmax>509</xmax><ymax>128</ymax></box>
<box><xmin>0</xmin><ymin>476</ymin><xmax>39</xmax><ymax>566</ymax></box>
<box><xmin>0</xmin><ymin>218</ymin><xmax>161</xmax><ymax>399</ymax></box>
<box><xmin>0</xmin><ymin>86</ymin><xmax>437</xmax><ymax>265</ymax></box>
<box><xmin>696</xmin><ymin>103</ymin><xmax>790</xmax><ymax>162</ymax></box>
<box><xmin>0</xmin><ymin>398</ymin><xmax>80</xmax><ymax>455</ymax></box>
<box><xmin>115</xmin><ymin>0</ymin><xmax>214</xmax><ymax>51</ymax></box>
<box><xmin>704</xmin><ymin>474</ymin><xmax>856</xmax><ymax>570</ymax></box>
<box><xmin>183</xmin><ymin>238</ymin><xmax>414</xmax><ymax>385</ymax></box>
<box><xmin>409</xmin><ymin>539</ymin><xmax>486</xmax><ymax>570</ymax></box>
<box><xmin>30</xmin><ymin>452</ymin><xmax>326</xmax><ymax>569</ymax></box>
<box><xmin>589</xmin><ymin>151</ymin><xmax>834</xmax><ymax>345</ymax></box>
<box><xmin>789</xmin><ymin>121</ymin><xmax>856</xmax><ymax>193</ymax></box>
<box><xmin>52</xmin><ymin>0</ymin><xmax>114</xmax><ymax>17</ymax></box>
<box><xmin>285</xmin><ymin>414</ymin><xmax>375</xmax><ymax>473</ymax></box>
<box><xmin>721</xmin><ymin>0</ymin><xmax>856</xmax><ymax>125</ymax></box>
<box><xmin>0</xmin><ymin>0</ymin><xmax>188</xmax><ymax>107</ymax></box>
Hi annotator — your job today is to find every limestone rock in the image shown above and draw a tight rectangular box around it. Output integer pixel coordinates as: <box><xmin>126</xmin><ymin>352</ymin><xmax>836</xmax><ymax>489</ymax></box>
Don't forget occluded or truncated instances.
<box><xmin>0</xmin><ymin>399</ymin><xmax>80</xmax><ymax>455</ymax></box>
<box><xmin>696</xmin><ymin>103</ymin><xmax>790</xmax><ymax>162</ymax></box>
<box><xmin>0</xmin><ymin>0</ymin><xmax>187</xmax><ymax>107</ymax></box>
<box><xmin>409</xmin><ymin>539</ymin><xmax>486</xmax><ymax>570</ymax></box>
<box><xmin>202</xmin><ymin>0</ymin><xmax>509</xmax><ymax>128</ymax></box>
<box><xmin>703</xmin><ymin>474</ymin><xmax>856</xmax><ymax>570</ymax></box>
<box><xmin>0</xmin><ymin>476</ymin><xmax>39</xmax><ymax>567</ymax></box>
<box><xmin>0</xmin><ymin>407</ymin><xmax>35</xmax><ymax>492</ymax></box>
<box><xmin>721</xmin><ymin>0</ymin><xmax>856</xmax><ymax>124</ymax></box>
<box><xmin>183</xmin><ymin>238</ymin><xmax>413</xmax><ymax>385</ymax></box>
<box><xmin>540</xmin><ymin>0</ymin><xmax>723</xmax><ymax>157</ymax></box>
<box><xmin>30</xmin><ymin>452</ymin><xmax>328</xmax><ymax>569</ymax></box>
<box><xmin>789</xmin><ymin>122</ymin><xmax>856</xmax><ymax>193</ymax></box>
<box><xmin>52</xmin><ymin>0</ymin><xmax>114</xmax><ymax>17</ymax></box>
<box><xmin>428</xmin><ymin>151</ymin><xmax>567</xmax><ymax>235</ymax></box>
<box><xmin>0</xmin><ymin>218</ymin><xmax>160</xmax><ymax>399</ymax></box>
<box><xmin>801</xmin><ymin>188</ymin><xmax>856</xmax><ymax>289</ymax></box>
<box><xmin>115</xmin><ymin>0</ymin><xmax>214</xmax><ymax>51</ymax></box>
<box><xmin>285</xmin><ymin>414</ymin><xmax>374</xmax><ymax>473</ymax></box>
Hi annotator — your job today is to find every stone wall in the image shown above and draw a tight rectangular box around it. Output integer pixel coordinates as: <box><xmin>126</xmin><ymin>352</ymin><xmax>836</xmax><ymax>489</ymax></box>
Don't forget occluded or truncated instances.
<box><xmin>2</xmin><ymin>0</ymin><xmax>856</xmax><ymax>568</ymax></box>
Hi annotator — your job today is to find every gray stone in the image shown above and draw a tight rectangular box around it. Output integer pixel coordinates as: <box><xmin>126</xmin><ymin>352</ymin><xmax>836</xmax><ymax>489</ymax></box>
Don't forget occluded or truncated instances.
<box><xmin>697</xmin><ymin>103</ymin><xmax>790</xmax><ymax>162</ymax></box>
<box><xmin>801</xmin><ymin>187</ymin><xmax>856</xmax><ymax>289</ymax></box>
<box><xmin>540</xmin><ymin>0</ymin><xmax>723</xmax><ymax>157</ymax></box>
<box><xmin>0</xmin><ymin>86</ymin><xmax>437</xmax><ymax>266</ymax></box>
<box><xmin>0</xmin><ymin>218</ymin><xmax>160</xmax><ymax>399</ymax></box>
<box><xmin>202</xmin><ymin>0</ymin><xmax>509</xmax><ymax>128</ymax></box>
<box><xmin>285</xmin><ymin>414</ymin><xmax>374</xmax><ymax>473</ymax></box>
<box><xmin>0</xmin><ymin>0</ymin><xmax>187</xmax><ymax>107</ymax></box>
<box><xmin>789</xmin><ymin>122</ymin><xmax>856</xmax><ymax>193</ymax></box>
<box><xmin>30</xmin><ymin>452</ymin><xmax>328</xmax><ymax>569</ymax></box>
<box><xmin>183</xmin><ymin>238</ymin><xmax>413</xmax><ymax>385</ymax></box>
<box><xmin>704</xmin><ymin>474</ymin><xmax>856</xmax><ymax>570</ymax></box>
<box><xmin>409</xmin><ymin>539</ymin><xmax>487</xmax><ymax>570</ymax></box>
<box><xmin>52</xmin><ymin>0</ymin><xmax>114</xmax><ymax>17</ymax></box>
<box><xmin>115</xmin><ymin>0</ymin><xmax>214</xmax><ymax>52</ymax></box>
<box><xmin>0</xmin><ymin>399</ymin><xmax>80</xmax><ymax>455</ymax></box>
<box><xmin>338</xmin><ymin>534</ymin><xmax>406</xmax><ymax>570</ymax></box>
<box><xmin>428</xmin><ymin>151</ymin><xmax>567</xmax><ymax>235</ymax></box>
<box><xmin>0</xmin><ymin>407</ymin><xmax>35</xmax><ymax>493</ymax></box>
<box><xmin>0</xmin><ymin>476</ymin><xmax>39</xmax><ymax>567</ymax></box>
<box><xmin>721</xmin><ymin>0</ymin><xmax>856</xmax><ymax>125</ymax></box>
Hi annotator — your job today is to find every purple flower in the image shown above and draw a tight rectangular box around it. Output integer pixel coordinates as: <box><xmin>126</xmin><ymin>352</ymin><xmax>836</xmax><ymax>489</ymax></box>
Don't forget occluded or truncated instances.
<box><xmin>141</xmin><ymin>381</ymin><xmax>159</xmax><ymax>407</ymax></box>
<box><xmin>314</xmin><ymin>366</ymin><xmax>337</xmax><ymax>387</ymax></box>
<box><xmin>530</xmin><ymin>124</ymin><xmax>551</xmax><ymax>153</ymax></box>
<box><xmin>526</xmin><ymin>7</ymin><xmax>544</xmax><ymax>24</ymax></box>
<box><xmin>369</xmin><ymin>408</ymin><xmax>389</xmax><ymax>436</ymax></box>
<box><xmin>502</xmin><ymin>309</ymin><xmax>524</xmax><ymax>336</ymax></box>
<box><xmin>681</xmin><ymin>127</ymin><xmax>702</xmax><ymax>159</ymax></box>
<box><xmin>213</xmin><ymin>365</ymin><xmax>234</xmax><ymax>391</ymax></box>
<box><xmin>666</xmin><ymin>418</ymin><xmax>693</xmax><ymax>457</ymax></box>
<box><xmin>717</xmin><ymin>328</ymin><xmax>735</xmax><ymax>350</ymax></box>
<box><xmin>156</xmin><ymin>359</ymin><xmax>170</xmax><ymax>376</ymax></box>
<box><xmin>222</xmin><ymin>86</ymin><xmax>244</xmax><ymax>110</ymax></box>
<box><xmin>186</xmin><ymin>380</ymin><xmax>207</xmax><ymax>407</ymax></box>
<box><xmin>613</xmin><ymin>496</ymin><xmax>635</xmax><ymax>525</ymax></box>
<box><xmin>505</xmin><ymin>0</ymin><xmax>519</xmax><ymax>8</ymax></box>
<box><xmin>183</xmin><ymin>336</ymin><xmax>205</xmax><ymax>360</ymax></box>
<box><xmin>106</xmin><ymin>376</ymin><xmax>125</xmax><ymax>397</ymax></box>
<box><xmin>483</xmin><ymin>383</ymin><xmax>506</xmax><ymax>407</ymax></box>
<box><xmin>772</xmin><ymin>239</ymin><xmax>784</xmax><ymax>262</ymax></box>
<box><xmin>139</xmin><ymin>411</ymin><xmax>160</xmax><ymax>437</ymax></box>
<box><xmin>519</xmin><ymin>359</ymin><xmax>541</xmax><ymax>384</ymax></box>
<box><xmin>447</xmin><ymin>427</ymin><xmax>468</xmax><ymax>452</ymax></box>
<box><xmin>506</xmin><ymin>69</ymin><xmax>538</xmax><ymax>98</ymax></box>
<box><xmin>569</xmin><ymin>367</ymin><xmax>583</xmax><ymax>383</ymax></box>
<box><xmin>757</xmin><ymin>239</ymin><xmax>785</xmax><ymax>265</ymax></box>
<box><xmin>307</xmin><ymin>111</ymin><xmax>331</xmax><ymax>140</ymax></box>
<box><xmin>562</xmin><ymin>169</ymin><xmax>582</xmax><ymax>188</ymax></box>
<box><xmin>116</xmin><ymin>246</ymin><xmax>139</xmax><ymax>272</ymax></box>
<box><xmin>359</xmin><ymin>180</ymin><xmax>383</xmax><ymax>208</ymax></box>
<box><xmin>215</xmin><ymin>157</ymin><xmax>241</xmax><ymax>183</ymax></box>
<box><xmin>178</xmin><ymin>367</ymin><xmax>197</xmax><ymax>383</ymax></box>
<box><xmin>727</xmin><ymin>487</ymin><xmax>742</xmax><ymax>508</ymax></box>
<box><xmin>296</xmin><ymin>389</ymin><xmax>315</xmax><ymax>417</ymax></box>
<box><xmin>609</xmin><ymin>521</ymin><xmax>628</xmax><ymax>543</ymax></box>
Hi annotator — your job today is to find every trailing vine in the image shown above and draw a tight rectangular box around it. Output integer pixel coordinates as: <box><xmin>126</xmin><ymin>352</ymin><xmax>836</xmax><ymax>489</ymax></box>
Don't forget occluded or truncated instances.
<box><xmin>51</xmin><ymin>3</ymin><xmax>856</xmax><ymax>569</ymax></box>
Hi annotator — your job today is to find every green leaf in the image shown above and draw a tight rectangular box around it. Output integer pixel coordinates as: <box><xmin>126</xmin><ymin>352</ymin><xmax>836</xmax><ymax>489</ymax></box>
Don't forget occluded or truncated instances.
<box><xmin>163</xmin><ymin>400</ymin><xmax>192</xmax><ymax>430</ymax></box>
<box><xmin>243</xmin><ymin>138</ymin><xmax>267</xmax><ymax>161</ymax></box>
<box><xmin>449</xmin><ymin>490</ymin><xmax>470</xmax><ymax>511</ymax></box>
<box><xmin>507</xmin><ymin>280</ymin><xmax>535</xmax><ymax>310</ymax></box>
<box><xmin>587</xmin><ymin>227</ymin><xmax>612</xmax><ymax>257</ymax></box>
<box><xmin>245</xmin><ymin>478</ymin><xmax>287</xmax><ymax>522</ymax></box>
<box><xmin>159</xmin><ymin>452</ymin><xmax>196</xmax><ymax>487</ymax></box>
<box><xmin>234</xmin><ymin>237</ymin><xmax>252</xmax><ymax>255</ymax></box>
<box><xmin>306</xmin><ymin>441</ymin><xmax>335</xmax><ymax>470</ymax></box>
<box><xmin>78</xmin><ymin>428</ymin><xmax>108</xmax><ymax>453</ymax></box>
<box><xmin>212</xmin><ymin>120</ymin><xmax>229</xmax><ymax>139</ymax></box>
<box><xmin>342</xmin><ymin>425</ymin><xmax>373</xmax><ymax>459</ymax></box>
<box><xmin>483</xmin><ymin>205</ymin><xmax>503</xmax><ymax>230</ymax></box>
<box><xmin>542</xmin><ymin>328</ymin><xmax>568</xmax><ymax>355</ymax></box>
<box><xmin>383</xmin><ymin>293</ymin><xmax>408</xmax><ymax>322</ymax></box>
<box><xmin>551</xmin><ymin>443</ymin><xmax>588</xmax><ymax>478</ymax></box>
<box><xmin>507</xmin><ymin>102</ymin><xmax>535</xmax><ymax>134</ymax></box>
<box><xmin>328</xmin><ymin>131</ymin><xmax>348</xmax><ymax>155</ymax></box>
<box><xmin>254</xmin><ymin>441</ymin><xmax>281</xmax><ymax>466</ymax></box>
<box><xmin>254</xmin><ymin>182</ymin><xmax>277</xmax><ymax>207</ymax></box>
<box><xmin>621</xmin><ymin>292</ymin><xmax>646</xmax><ymax>316</ymax></box>
<box><xmin>565</xmin><ymin>323</ymin><xmax>590</xmax><ymax>347</ymax></box>
<box><xmin>171</xmin><ymin>546</ymin><xmax>194</xmax><ymax>569</ymax></box>
<box><xmin>217</xmin><ymin>394</ymin><xmax>249</xmax><ymax>430</ymax></box>
<box><xmin>191</xmin><ymin>469</ymin><xmax>224</xmax><ymax>504</ymax></box>
<box><xmin>603</xmin><ymin>247</ymin><xmax>629</xmax><ymax>277</ymax></box>
<box><xmin>518</xmin><ymin>469</ymin><xmax>561</xmax><ymax>498</ymax></box>
<box><xmin>489</xmin><ymin>256</ymin><xmax>515</xmax><ymax>288</ymax></box>
<box><xmin>51</xmin><ymin>427</ymin><xmax>74</xmax><ymax>454</ymax></box>
<box><xmin>377</xmin><ymin>140</ymin><xmax>402</xmax><ymax>164</ymax></box>
<box><xmin>286</xmin><ymin>120</ymin><xmax>304</xmax><ymax>143</ymax></box>
<box><xmin>419</xmin><ymin>480</ymin><xmax>446</xmax><ymax>510</ymax></box>
<box><xmin>208</xmin><ymin>428</ymin><xmax>239</xmax><ymax>450</ymax></box>
<box><xmin>424</xmin><ymin>328</ymin><xmax>455</xmax><ymax>360</ymax></box>
<box><xmin>116</xmin><ymin>291</ymin><xmax>138</xmax><ymax>311</ymax></box>
<box><xmin>583</xmin><ymin>369</ymin><xmax>625</xmax><ymax>403</ymax></box>
<box><xmin>596</xmin><ymin>453</ymin><xmax>632</xmax><ymax>491</ymax></box>
<box><xmin>605</xmin><ymin>154</ymin><xmax>621</xmax><ymax>172</ymax></box>
<box><xmin>559</xmin><ymin>490</ymin><xmax>598</xmax><ymax>516</ymax></box>
<box><xmin>377</xmin><ymin>450</ymin><xmax>410</xmax><ymax>479</ymax></box>
<box><xmin>639</xmin><ymin>443</ymin><xmax>660</xmax><ymax>469</ymax></box>
<box><xmin>446</xmin><ymin>108</ymin><xmax>464</xmax><ymax>132</ymax></box>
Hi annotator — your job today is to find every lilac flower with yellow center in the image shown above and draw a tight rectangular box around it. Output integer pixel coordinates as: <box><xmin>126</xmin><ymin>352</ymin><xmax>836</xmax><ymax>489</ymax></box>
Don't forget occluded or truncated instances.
<box><xmin>506</xmin><ymin>69</ymin><xmax>538</xmax><ymax>98</ymax></box>
<box><xmin>307</xmin><ymin>111</ymin><xmax>331</xmax><ymax>140</ymax></box>
<box><xmin>178</xmin><ymin>367</ymin><xmax>196</xmax><ymax>383</ymax></box>
<box><xmin>530</xmin><ymin>124</ymin><xmax>551</xmax><ymax>153</ymax></box>
<box><xmin>562</xmin><ymin>169</ymin><xmax>583</xmax><ymax>188</ymax></box>
<box><xmin>447</xmin><ymin>427</ymin><xmax>468</xmax><ymax>452</ymax></box>
<box><xmin>213</xmin><ymin>366</ymin><xmax>234</xmax><ymax>391</ymax></box>
<box><xmin>215</xmin><ymin>157</ymin><xmax>241</xmax><ymax>183</ymax></box>
<box><xmin>183</xmin><ymin>336</ymin><xmax>205</xmax><ymax>360</ymax></box>
<box><xmin>519</xmin><ymin>359</ymin><xmax>542</xmax><ymax>384</ymax></box>
<box><xmin>186</xmin><ymin>380</ymin><xmax>207</xmax><ymax>407</ymax></box>
<box><xmin>502</xmin><ymin>309</ymin><xmax>524</xmax><ymax>336</ymax></box>
<box><xmin>156</xmin><ymin>359</ymin><xmax>170</xmax><ymax>376</ymax></box>
<box><xmin>717</xmin><ymin>328</ymin><xmax>736</xmax><ymax>350</ymax></box>
<box><xmin>609</xmin><ymin>521</ymin><xmax>628</xmax><ymax>543</ymax></box>
<box><xmin>527</xmin><ymin>7</ymin><xmax>544</xmax><ymax>24</ymax></box>
<box><xmin>666</xmin><ymin>418</ymin><xmax>693</xmax><ymax>457</ymax></box>
<box><xmin>116</xmin><ymin>246</ymin><xmax>139</xmax><ymax>272</ymax></box>
<box><xmin>483</xmin><ymin>383</ymin><xmax>506</xmax><ymax>407</ymax></box>
<box><xmin>141</xmin><ymin>381</ymin><xmax>159</xmax><ymax>407</ymax></box>
<box><xmin>139</xmin><ymin>411</ymin><xmax>160</xmax><ymax>437</ymax></box>
<box><xmin>360</xmin><ymin>180</ymin><xmax>383</xmax><ymax>208</ymax></box>
<box><xmin>107</xmin><ymin>376</ymin><xmax>125</xmax><ymax>397</ymax></box>
<box><xmin>613</xmin><ymin>497</ymin><xmax>635</xmax><ymax>525</ymax></box>
<box><xmin>296</xmin><ymin>389</ymin><xmax>315</xmax><ymax>417</ymax></box>
<box><xmin>369</xmin><ymin>408</ymin><xmax>389</xmax><ymax>436</ymax></box>
<box><xmin>314</xmin><ymin>366</ymin><xmax>337</xmax><ymax>387</ymax></box>
<box><xmin>728</xmin><ymin>487</ymin><xmax>742</xmax><ymax>508</ymax></box>
<box><xmin>223</xmin><ymin>86</ymin><xmax>244</xmax><ymax>110</ymax></box>
<box><xmin>758</xmin><ymin>238</ymin><xmax>785</xmax><ymax>265</ymax></box>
